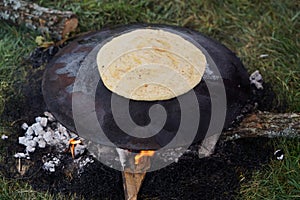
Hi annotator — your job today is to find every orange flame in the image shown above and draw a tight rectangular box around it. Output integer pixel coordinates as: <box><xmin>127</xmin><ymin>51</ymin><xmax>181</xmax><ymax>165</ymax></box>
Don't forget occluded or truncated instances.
<box><xmin>69</xmin><ymin>138</ymin><xmax>82</xmax><ymax>158</ymax></box>
<box><xmin>134</xmin><ymin>150</ymin><xmax>155</xmax><ymax>165</ymax></box>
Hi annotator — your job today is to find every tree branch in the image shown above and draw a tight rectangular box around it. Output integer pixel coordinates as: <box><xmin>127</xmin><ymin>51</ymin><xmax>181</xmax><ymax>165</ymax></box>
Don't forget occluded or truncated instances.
<box><xmin>223</xmin><ymin>112</ymin><xmax>300</xmax><ymax>141</ymax></box>
<box><xmin>0</xmin><ymin>0</ymin><xmax>78</xmax><ymax>40</ymax></box>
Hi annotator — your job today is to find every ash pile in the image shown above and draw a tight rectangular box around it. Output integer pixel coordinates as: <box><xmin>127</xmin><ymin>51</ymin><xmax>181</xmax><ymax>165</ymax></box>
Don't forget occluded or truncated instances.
<box><xmin>14</xmin><ymin>111</ymin><xmax>94</xmax><ymax>174</ymax></box>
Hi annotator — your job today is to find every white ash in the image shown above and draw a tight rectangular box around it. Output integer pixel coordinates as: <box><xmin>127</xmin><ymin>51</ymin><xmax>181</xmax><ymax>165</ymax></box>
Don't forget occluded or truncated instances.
<box><xmin>40</xmin><ymin>117</ymin><xmax>48</xmax><ymax>127</ymax></box>
<box><xmin>25</xmin><ymin>127</ymin><xmax>34</xmax><ymax>137</ymax></box>
<box><xmin>42</xmin><ymin>156</ymin><xmax>61</xmax><ymax>172</ymax></box>
<box><xmin>31</xmin><ymin>122</ymin><xmax>43</xmax><ymax>134</ymax></box>
<box><xmin>21</xmin><ymin>123</ymin><xmax>29</xmax><ymax>130</ymax></box>
<box><xmin>44</xmin><ymin>111</ymin><xmax>55</xmax><ymax>122</ymax></box>
<box><xmin>224</xmin><ymin>133</ymin><xmax>241</xmax><ymax>141</ymax></box>
<box><xmin>75</xmin><ymin>156</ymin><xmax>95</xmax><ymax>170</ymax></box>
<box><xmin>35</xmin><ymin>116</ymin><xmax>42</xmax><ymax>123</ymax></box>
<box><xmin>250</xmin><ymin>70</ymin><xmax>263</xmax><ymax>90</ymax></box>
<box><xmin>14</xmin><ymin>111</ymin><xmax>85</xmax><ymax>159</ymax></box>
<box><xmin>1</xmin><ymin>134</ymin><xmax>8</xmax><ymax>140</ymax></box>
<box><xmin>156</xmin><ymin>147</ymin><xmax>185</xmax><ymax>163</ymax></box>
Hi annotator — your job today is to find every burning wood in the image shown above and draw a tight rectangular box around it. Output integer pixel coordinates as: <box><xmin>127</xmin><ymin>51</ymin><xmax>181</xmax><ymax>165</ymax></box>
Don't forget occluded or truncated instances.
<box><xmin>14</xmin><ymin>112</ymin><xmax>88</xmax><ymax>174</ymax></box>
<box><xmin>122</xmin><ymin>150</ymin><xmax>155</xmax><ymax>200</ymax></box>
<box><xmin>134</xmin><ymin>150</ymin><xmax>155</xmax><ymax>165</ymax></box>
<box><xmin>69</xmin><ymin>138</ymin><xmax>82</xmax><ymax>159</ymax></box>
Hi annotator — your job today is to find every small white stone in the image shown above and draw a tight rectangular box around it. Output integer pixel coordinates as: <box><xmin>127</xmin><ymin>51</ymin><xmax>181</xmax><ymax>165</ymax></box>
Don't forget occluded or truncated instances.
<box><xmin>69</xmin><ymin>132</ymin><xmax>78</xmax><ymax>139</ymax></box>
<box><xmin>57</xmin><ymin>124</ymin><xmax>66</xmax><ymax>134</ymax></box>
<box><xmin>37</xmin><ymin>134</ymin><xmax>44</xmax><ymax>139</ymax></box>
<box><xmin>26</xmin><ymin>146</ymin><xmax>36</xmax><ymax>153</ymax></box>
<box><xmin>74</xmin><ymin>144</ymin><xmax>86</xmax><ymax>157</ymax></box>
<box><xmin>53</xmin><ymin>130</ymin><xmax>60</xmax><ymax>139</ymax></box>
<box><xmin>1</xmin><ymin>134</ymin><xmax>8</xmax><ymax>140</ymax></box>
<box><xmin>43</xmin><ymin>162</ymin><xmax>55</xmax><ymax>172</ymax></box>
<box><xmin>53</xmin><ymin>158</ymin><xmax>60</xmax><ymax>165</ymax></box>
<box><xmin>18</xmin><ymin>136</ymin><xmax>28</xmax><ymax>145</ymax></box>
<box><xmin>27</xmin><ymin>140</ymin><xmax>37</xmax><ymax>147</ymax></box>
<box><xmin>78</xmin><ymin>157</ymin><xmax>94</xmax><ymax>169</ymax></box>
<box><xmin>27</xmin><ymin>135</ymin><xmax>33</xmax><ymax>140</ymax></box>
<box><xmin>249</xmin><ymin>70</ymin><xmax>263</xmax><ymax>90</ymax></box>
<box><xmin>38</xmin><ymin>139</ymin><xmax>46</xmax><ymax>148</ymax></box>
<box><xmin>25</xmin><ymin>127</ymin><xmax>34</xmax><ymax>136</ymax></box>
<box><xmin>39</xmin><ymin>117</ymin><xmax>48</xmax><ymax>127</ymax></box>
<box><xmin>49</xmin><ymin>138</ymin><xmax>60</xmax><ymax>146</ymax></box>
<box><xmin>43</xmin><ymin>157</ymin><xmax>60</xmax><ymax>172</ymax></box>
<box><xmin>31</xmin><ymin>122</ymin><xmax>43</xmax><ymax>134</ymax></box>
<box><xmin>21</xmin><ymin>123</ymin><xmax>29</xmax><ymax>130</ymax></box>
<box><xmin>43</xmin><ymin>131</ymin><xmax>53</xmax><ymax>143</ymax></box>
<box><xmin>35</xmin><ymin>116</ymin><xmax>42</xmax><ymax>123</ymax></box>
<box><xmin>36</xmin><ymin>129</ymin><xmax>46</xmax><ymax>137</ymax></box>
<box><xmin>59</xmin><ymin>136</ymin><xmax>66</xmax><ymax>142</ymax></box>
<box><xmin>44</xmin><ymin>111</ymin><xmax>55</xmax><ymax>121</ymax></box>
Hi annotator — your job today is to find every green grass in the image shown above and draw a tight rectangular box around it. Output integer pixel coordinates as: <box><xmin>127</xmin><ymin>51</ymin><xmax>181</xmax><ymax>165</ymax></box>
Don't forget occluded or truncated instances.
<box><xmin>239</xmin><ymin>138</ymin><xmax>300</xmax><ymax>200</ymax></box>
<box><xmin>0</xmin><ymin>22</ymin><xmax>38</xmax><ymax>122</ymax></box>
<box><xmin>0</xmin><ymin>0</ymin><xmax>299</xmax><ymax>199</ymax></box>
<box><xmin>0</xmin><ymin>175</ymin><xmax>72</xmax><ymax>200</ymax></box>
<box><xmin>34</xmin><ymin>0</ymin><xmax>300</xmax><ymax>111</ymax></box>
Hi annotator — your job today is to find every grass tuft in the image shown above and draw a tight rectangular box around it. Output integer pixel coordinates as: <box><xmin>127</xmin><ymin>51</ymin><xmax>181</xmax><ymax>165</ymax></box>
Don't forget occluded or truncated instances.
<box><xmin>239</xmin><ymin>138</ymin><xmax>300</xmax><ymax>200</ymax></box>
<box><xmin>0</xmin><ymin>22</ymin><xmax>38</xmax><ymax>120</ymax></box>
<box><xmin>0</xmin><ymin>174</ymin><xmax>78</xmax><ymax>200</ymax></box>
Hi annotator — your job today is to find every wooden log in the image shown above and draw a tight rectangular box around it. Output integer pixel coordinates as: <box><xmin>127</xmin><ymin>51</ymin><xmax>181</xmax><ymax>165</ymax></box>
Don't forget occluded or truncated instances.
<box><xmin>122</xmin><ymin>172</ymin><xmax>147</xmax><ymax>200</ymax></box>
<box><xmin>122</xmin><ymin>154</ymin><xmax>152</xmax><ymax>200</ymax></box>
<box><xmin>222</xmin><ymin>111</ymin><xmax>300</xmax><ymax>141</ymax></box>
<box><xmin>0</xmin><ymin>0</ymin><xmax>78</xmax><ymax>40</ymax></box>
<box><xmin>199</xmin><ymin>111</ymin><xmax>299</xmax><ymax>157</ymax></box>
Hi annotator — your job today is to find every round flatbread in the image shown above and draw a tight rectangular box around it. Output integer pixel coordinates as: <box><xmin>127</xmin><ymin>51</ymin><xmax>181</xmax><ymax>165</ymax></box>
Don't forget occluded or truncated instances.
<box><xmin>97</xmin><ymin>29</ymin><xmax>206</xmax><ymax>101</ymax></box>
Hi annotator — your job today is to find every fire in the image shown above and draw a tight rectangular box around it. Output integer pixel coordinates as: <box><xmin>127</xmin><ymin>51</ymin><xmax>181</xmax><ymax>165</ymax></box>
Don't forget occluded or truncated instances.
<box><xmin>69</xmin><ymin>138</ymin><xmax>82</xmax><ymax>158</ymax></box>
<box><xmin>134</xmin><ymin>150</ymin><xmax>155</xmax><ymax>165</ymax></box>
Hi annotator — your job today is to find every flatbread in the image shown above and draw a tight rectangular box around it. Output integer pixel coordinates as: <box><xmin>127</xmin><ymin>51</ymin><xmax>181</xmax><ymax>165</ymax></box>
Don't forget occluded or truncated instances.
<box><xmin>97</xmin><ymin>29</ymin><xmax>206</xmax><ymax>101</ymax></box>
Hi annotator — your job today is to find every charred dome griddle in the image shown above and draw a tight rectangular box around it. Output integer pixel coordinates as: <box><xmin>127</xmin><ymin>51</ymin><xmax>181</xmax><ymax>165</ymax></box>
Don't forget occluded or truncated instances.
<box><xmin>42</xmin><ymin>24</ymin><xmax>250</xmax><ymax>155</ymax></box>
<box><xmin>43</xmin><ymin>24</ymin><xmax>251</xmax><ymax>200</ymax></box>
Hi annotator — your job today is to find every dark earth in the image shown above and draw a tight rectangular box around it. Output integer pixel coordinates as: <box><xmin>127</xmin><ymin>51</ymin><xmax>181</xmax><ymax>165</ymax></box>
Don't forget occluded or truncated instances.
<box><xmin>0</xmin><ymin>39</ymin><xmax>284</xmax><ymax>200</ymax></box>
<box><xmin>0</xmin><ymin>128</ymin><xmax>275</xmax><ymax>200</ymax></box>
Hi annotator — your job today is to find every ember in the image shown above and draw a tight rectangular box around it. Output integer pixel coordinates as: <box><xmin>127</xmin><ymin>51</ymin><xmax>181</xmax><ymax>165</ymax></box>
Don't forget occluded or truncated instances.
<box><xmin>134</xmin><ymin>150</ymin><xmax>155</xmax><ymax>165</ymax></box>
<box><xmin>69</xmin><ymin>138</ymin><xmax>82</xmax><ymax>158</ymax></box>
